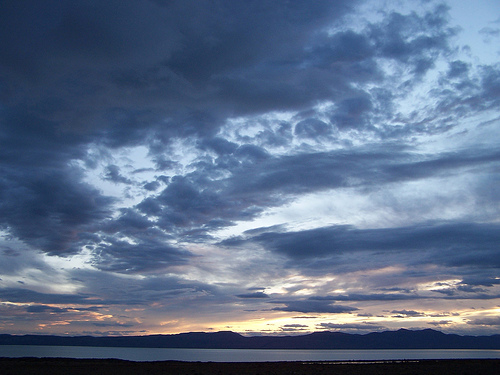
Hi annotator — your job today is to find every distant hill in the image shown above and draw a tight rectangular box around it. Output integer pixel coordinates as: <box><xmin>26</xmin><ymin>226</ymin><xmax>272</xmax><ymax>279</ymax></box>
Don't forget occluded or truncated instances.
<box><xmin>1</xmin><ymin>329</ymin><xmax>499</xmax><ymax>349</ymax></box>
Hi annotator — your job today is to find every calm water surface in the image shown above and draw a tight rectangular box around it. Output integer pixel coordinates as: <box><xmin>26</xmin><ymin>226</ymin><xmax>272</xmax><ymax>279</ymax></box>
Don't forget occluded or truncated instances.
<box><xmin>1</xmin><ymin>345</ymin><xmax>500</xmax><ymax>362</ymax></box>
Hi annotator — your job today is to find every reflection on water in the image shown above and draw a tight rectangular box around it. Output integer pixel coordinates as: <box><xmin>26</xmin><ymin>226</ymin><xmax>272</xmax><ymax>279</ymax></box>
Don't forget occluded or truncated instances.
<box><xmin>1</xmin><ymin>345</ymin><xmax>499</xmax><ymax>362</ymax></box>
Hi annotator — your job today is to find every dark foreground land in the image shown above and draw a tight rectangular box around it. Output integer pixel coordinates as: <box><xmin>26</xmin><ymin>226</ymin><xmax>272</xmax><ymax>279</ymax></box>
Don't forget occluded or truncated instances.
<box><xmin>1</xmin><ymin>358</ymin><xmax>499</xmax><ymax>375</ymax></box>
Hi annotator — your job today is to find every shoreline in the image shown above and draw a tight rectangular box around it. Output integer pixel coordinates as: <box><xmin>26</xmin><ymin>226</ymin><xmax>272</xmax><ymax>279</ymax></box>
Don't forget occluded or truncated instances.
<box><xmin>1</xmin><ymin>358</ymin><xmax>499</xmax><ymax>375</ymax></box>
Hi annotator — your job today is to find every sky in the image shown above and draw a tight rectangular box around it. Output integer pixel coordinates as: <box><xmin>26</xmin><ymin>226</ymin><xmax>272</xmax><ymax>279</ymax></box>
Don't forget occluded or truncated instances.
<box><xmin>0</xmin><ymin>0</ymin><xmax>499</xmax><ymax>337</ymax></box>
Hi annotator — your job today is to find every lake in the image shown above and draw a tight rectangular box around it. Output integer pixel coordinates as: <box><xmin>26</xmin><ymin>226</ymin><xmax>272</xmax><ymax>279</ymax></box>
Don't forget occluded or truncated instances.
<box><xmin>1</xmin><ymin>345</ymin><xmax>500</xmax><ymax>362</ymax></box>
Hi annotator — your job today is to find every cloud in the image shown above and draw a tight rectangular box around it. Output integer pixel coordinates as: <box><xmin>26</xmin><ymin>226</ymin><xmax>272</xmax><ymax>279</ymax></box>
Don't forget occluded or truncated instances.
<box><xmin>219</xmin><ymin>146</ymin><xmax>500</xmax><ymax>202</ymax></box>
<box><xmin>93</xmin><ymin>236</ymin><xmax>193</xmax><ymax>273</ymax></box>
<box><xmin>310</xmin><ymin>291</ymin><xmax>500</xmax><ymax>303</ymax></box>
<box><xmin>310</xmin><ymin>294</ymin><xmax>419</xmax><ymax>302</ymax></box>
<box><xmin>294</xmin><ymin>119</ymin><xmax>333</xmax><ymax>138</ymax></box>
<box><xmin>428</xmin><ymin>321</ymin><xmax>453</xmax><ymax>326</ymax></box>
<box><xmin>280</xmin><ymin>324</ymin><xmax>309</xmax><ymax>332</ymax></box>
<box><xmin>92</xmin><ymin>322</ymin><xmax>136</xmax><ymax>328</ymax></box>
<box><xmin>467</xmin><ymin>317</ymin><xmax>500</xmax><ymax>326</ymax></box>
<box><xmin>236</xmin><ymin>292</ymin><xmax>269</xmax><ymax>299</ymax></box>
<box><xmin>447</xmin><ymin>60</ymin><xmax>470</xmax><ymax>79</ymax></box>
<box><xmin>0</xmin><ymin>166</ymin><xmax>114</xmax><ymax>255</ymax></box>
<box><xmin>0</xmin><ymin>0</ymin><xmax>499</xmax><ymax>336</ymax></box>
<box><xmin>317</xmin><ymin>322</ymin><xmax>385</xmax><ymax>330</ymax></box>
<box><xmin>26</xmin><ymin>305</ymin><xmax>72</xmax><ymax>313</ymax></box>
<box><xmin>1</xmin><ymin>0</ymin><xmax>494</xmax><ymax>261</ymax></box>
<box><xmin>331</xmin><ymin>95</ymin><xmax>373</xmax><ymax>130</ymax></box>
<box><xmin>282</xmin><ymin>324</ymin><xmax>308</xmax><ymax>328</ymax></box>
<box><xmin>237</xmin><ymin>222</ymin><xmax>500</xmax><ymax>265</ymax></box>
<box><xmin>0</xmin><ymin>0</ymin><xmax>359</xmax><ymax>144</ymax></box>
<box><xmin>271</xmin><ymin>300</ymin><xmax>357</xmax><ymax>314</ymax></box>
<box><xmin>391</xmin><ymin>310</ymin><xmax>426</xmax><ymax>317</ymax></box>
<box><xmin>103</xmin><ymin>165</ymin><xmax>133</xmax><ymax>184</ymax></box>
<box><xmin>456</xmin><ymin>285</ymin><xmax>486</xmax><ymax>293</ymax></box>
<box><xmin>0</xmin><ymin>0</ymin><xmax>357</xmax><ymax>262</ymax></box>
<box><xmin>479</xmin><ymin>26</ymin><xmax>500</xmax><ymax>42</ymax></box>
<box><xmin>0</xmin><ymin>288</ymin><xmax>97</xmax><ymax>305</ymax></box>
<box><xmin>25</xmin><ymin>305</ymin><xmax>101</xmax><ymax>313</ymax></box>
<box><xmin>460</xmin><ymin>277</ymin><xmax>500</xmax><ymax>287</ymax></box>
<box><xmin>369</xmin><ymin>4</ymin><xmax>457</xmax><ymax>73</ymax></box>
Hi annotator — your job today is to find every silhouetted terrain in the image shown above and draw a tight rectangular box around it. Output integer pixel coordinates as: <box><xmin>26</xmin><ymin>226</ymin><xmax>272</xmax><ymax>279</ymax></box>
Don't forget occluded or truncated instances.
<box><xmin>1</xmin><ymin>329</ymin><xmax>499</xmax><ymax>349</ymax></box>
<box><xmin>1</xmin><ymin>358</ymin><xmax>500</xmax><ymax>375</ymax></box>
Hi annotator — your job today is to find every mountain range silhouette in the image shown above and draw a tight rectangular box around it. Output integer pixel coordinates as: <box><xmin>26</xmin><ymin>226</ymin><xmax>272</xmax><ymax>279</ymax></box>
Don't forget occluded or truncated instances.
<box><xmin>1</xmin><ymin>329</ymin><xmax>499</xmax><ymax>349</ymax></box>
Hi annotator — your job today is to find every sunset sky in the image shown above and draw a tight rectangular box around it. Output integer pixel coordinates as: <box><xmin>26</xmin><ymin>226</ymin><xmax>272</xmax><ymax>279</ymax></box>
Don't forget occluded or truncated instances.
<box><xmin>1</xmin><ymin>0</ymin><xmax>499</xmax><ymax>337</ymax></box>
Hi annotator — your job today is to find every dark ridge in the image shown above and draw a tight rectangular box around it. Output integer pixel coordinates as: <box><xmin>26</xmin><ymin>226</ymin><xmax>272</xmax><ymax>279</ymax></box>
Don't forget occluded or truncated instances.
<box><xmin>1</xmin><ymin>358</ymin><xmax>499</xmax><ymax>375</ymax></box>
<box><xmin>1</xmin><ymin>329</ymin><xmax>499</xmax><ymax>349</ymax></box>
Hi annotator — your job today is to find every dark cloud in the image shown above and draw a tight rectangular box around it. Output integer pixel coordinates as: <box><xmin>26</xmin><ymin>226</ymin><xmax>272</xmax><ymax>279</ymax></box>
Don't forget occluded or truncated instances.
<box><xmin>391</xmin><ymin>309</ymin><xmax>426</xmax><ymax>317</ymax></box>
<box><xmin>0</xmin><ymin>288</ymin><xmax>97</xmax><ymax>305</ymax></box>
<box><xmin>271</xmin><ymin>300</ymin><xmax>357</xmax><ymax>314</ymax></box>
<box><xmin>457</xmin><ymin>285</ymin><xmax>486</xmax><ymax>293</ymax></box>
<box><xmin>0</xmin><ymin>0</ymin><xmax>359</xmax><ymax>145</ymax></box>
<box><xmin>25</xmin><ymin>305</ymin><xmax>68</xmax><ymax>314</ymax></box>
<box><xmin>1</xmin><ymin>247</ymin><xmax>20</xmax><ymax>257</ymax></box>
<box><xmin>222</xmin><ymin>147</ymin><xmax>500</xmax><ymax>200</ymax></box>
<box><xmin>103</xmin><ymin>208</ymin><xmax>155</xmax><ymax>233</ymax></box>
<box><xmin>317</xmin><ymin>322</ymin><xmax>385</xmax><ymax>330</ymax></box>
<box><xmin>429</xmin><ymin>277</ymin><xmax>499</xmax><ymax>296</ymax></box>
<box><xmin>447</xmin><ymin>60</ymin><xmax>469</xmax><ymax>79</ymax></box>
<box><xmin>236</xmin><ymin>292</ymin><xmax>269</xmax><ymax>299</ymax></box>
<box><xmin>479</xmin><ymin>26</ymin><xmax>500</xmax><ymax>38</ymax></box>
<box><xmin>430</xmin><ymin>62</ymin><xmax>500</xmax><ymax>120</ymax></box>
<box><xmin>25</xmin><ymin>305</ymin><xmax>100</xmax><ymax>313</ymax></box>
<box><xmin>294</xmin><ymin>119</ymin><xmax>333</xmax><ymax>138</ymax></box>
<box><xmin>67</xmin><ymin>270</ymin><xmax>222</xmax><ymax>311</ymax></box>
<box><xmin>143</xmin><ymin>180</ymin><xmax>161</xmax><ymax>191</ymax></box>
<box><xmin>136</xmin><ymin>167</ymin><xmax>286</xmax><ymax>237</ymax></box>
<box><xmin>313</xmin><ymin>29</ymin><xmax>374</xmax><ymax>65</ymax></box>
<box><xmin>307</xmin><ymin>293</ymin><xmax>500</xmax><ymax>302</ymax></box>
<box><xmin>282</xmin><ymin>324</ymin><xmax>308</xmax><ymax>328</ymax></box>
<box><xmin>103</xmin><ymin>165</ymin><xmax>133</xmax><ymax>184</ymax></box>
<box><xmin>310</xmin><ymin>294</ymin><xmax>419</xmax><ymax>302</ymax></box>
<box><xmin>93</xmin><ymin>235</ymin><xmax>192</xmax><ymax>273</ymax></box>
<box><xmin>124</xmin><ymin>144</ymin><xmax>500</xmax><ymax>249</ymax></box>
<box><xmin>0</xmin><ymin>166</ymin><xmax>114</xmax><ymax>255</ymax></box>
<box><xmin>480</xmin><ymin>64</ymin><xmax>500</xmax><ymax>107</ymax></box>
<box><xmin>199</xmin><ymin>137</ymin><xmax>238</xmax><ymax>156</ymax></box>
<box><xmin>368</xmin><ymin>4</ymin><xmax>456</xmax><ymax>75</ymax></box>
<box><xmin>153</xmin><ymin>175</ymin><xmax>245</xmax><ymax>230</ymax></box>
<box><xmin>92</xmin><ymin>322</ymin><xmax>136</xmax><ymax>328</ymax></box>
<box><xmin>431</xmin><ymin>288</ymin><xmax>456</xmax><ymax>296</ymax></box>
<box><xmin>0</xmin><ymin>0</ymin><xmax>357</xmax><ymax>260</ymax></box>
<box><xmin>280</xmin><ymin>324</ymin><xmax>309</xmax><ymax>332</ymax></box>
<box><xmin>0</xmin><ymin>0</ymin><xmax>483</xmax><ymax>260</ymax></box>
<box><xmin>467</xmin><ymin>317</ymin><xmax>500</xmax><ymax>326</ymax></box>
<box><xmin>428</xmin><ymin>320</ymin><xmax>452</xmax><ymax>326</ymax></box>
<box><xmin>331</xmin><ymin>95</ymin><xmax>373</xmax><ymax>130</ymax></box>
<box><xmin>238</xmin><ymin>222</ymin><xmax>500</xmax><ymax>265</ymax></box>
<box><xmin>460</xmin><ymin>277</ymin><xmax>500</xmax><ymax>287</ymax></box>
